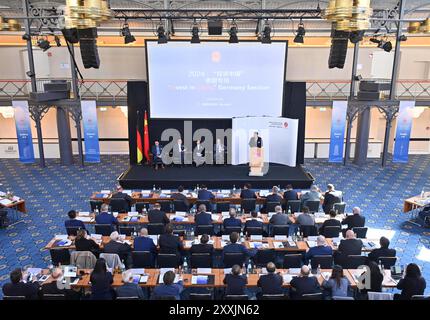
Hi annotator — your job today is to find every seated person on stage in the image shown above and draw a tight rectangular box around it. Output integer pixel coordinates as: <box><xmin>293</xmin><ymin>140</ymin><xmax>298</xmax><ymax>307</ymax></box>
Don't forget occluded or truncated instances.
<box><xmin>257</xmin><ymin>262</ymin><xmax>284</xmax><ymax>297</ymax></box>
<box><xmin>40</xmin><ymin>268</ymin><xmax>80</xmax><ymax>300</ymax></box>
<box><xmin>159</xmin><ymin>224</ymin><xmax>184</xmax><ymax>259</ymax></box>
<box><xmin>104</xmin><ymin>231</ymin><xmax>132</xmax><ymax>267</ymax></box>
<box><xmin>95</xmin><ymin>203</ymin><xmax>119</xmax><ymax>231</ymax></box>
<box><xmin>240</xmin><ymin>183</ymin><xmax>257</xmax><ymax>199</ymax></box>
<box><xmin>194</xmin><ymin>139</ymin><xmax>205</xmax><ymax>166</ymax></box>
<box><xmin>341</xmin><ymin>206</ymin><xmax>365</xmax><ymax>234</ymax></box>
<box><xmin>214</xmin><ymin>138</ymin><xmax>226</xmax><ymax>165</ymax></box>
<box><xmin>190</xmin><ymin>234</ymin><xmax>214</xmax><ymax>255</ymax></box>
<box><xmin>300</xmin><ymin>185</ymin><xmax>322</xmax><ymax>206</ymax></box>
<box><xmin>367</xmin><ymin>236</ymin><xmax>396</xmax><ymax>263</ymax></box>
<box><xmin>319</xmin><ymin>210</ymin><xmax>341</xmax><ymax>236</ymax></box>
<box><xmin>90</xmin><ymin>258</ymin><xmax>114</xmax><ymax>300</ymax></box>
<box><xmin>153</xmin><ymin>271</ymin><xmax>183</xmax><ymax>300</ymax></box>
<box><xmin>222</xmin><ymin>232</ymin><xmax>253</xmax><ymax>261</ymax></box>
<box><xmin>111</xmin><ymin>185</ymin><xmax>133</xmax><ymax>211</ymax></box>
<box><xmin>133</xmin><ymin>227</ymin><xmax>157</xmax><ymax>265</ymax></box>
<box><xmin>296</xmin><ymin>206</ymin><xmax>315</xmax><ymax>226</ymax></box>
<box><xmin>223</xmin><ymin>208</ymin><xmax>242</xmax><ymax>230</ymax></box>
<box><xmin>173</xmin><ymin>138</ymin><xmax>186</xmax><ymax>166</ymax></box>
<box><xmin>148</xmin><ymin>202</ymin><xmax>170</xmax><ymax>225</ymax></box>
<box><xmin>151</xmin><ymin>140</ymin><xmax>164</xmax><ymax>170</ymax></box>
<box><xmin>223</xmin><ymin>264</ymin><xmax>248</xmax><ymax>296</ymax></box>
<box><xmin>2</xmin><ymin>268</ymin><xmax>40</xmax><ymax>299</ymax></box>
<box><xmin>65</xmin><ymin>209</ymin><xmax>86</xmax><ymax>231</ymax></box>
<box><xmin>395</xmin><ymin>263</ymin><xmax>427</xmax><ymax>300</ymax></box>
<box><xmin>334</xmin><ymin>230</ymin><xmax>363</xmax><ymax>266</ymax></box>
<box><xmin>269</xmin><ymin>205</ymin><xmax>290</xmax><ymax>226</ymax></box>
<box><xmin>262</xmin><ymin>186</ymin><xmax>283</xmax><ymax>213</ymax></box>
<box><xmin>304</xmin><ymin>235</ymin><xmax>333</xmax><ymax>265</ymax></box>
<box><xmin>244</xmin><ymin>211</ymin><xmax>265</xmax><ymax>236</ymax></box>
<box><xmin>116</xmin><ymin>270</ymin><xmax>145</xmax><ymax>300</ymax></box>
<box><xmin>75</xmin><ymin>229</ymin><xmax>100</xmax><ymax>257</ymax></box>
<box><xmin>322</xmin><ymin>265</ymin><xmax>351</xmax><ymax>299</ymax></box>
<box><xmin>322</xmin><ymin>184</ymin><xmax>342</xmax><ymax>214</ymax></box>
<box><xmin>283</xmin><ymin>184</ymin><xmax>299</xmax><ymax>202</ymax></box>
<box><xmin>195</xmin><ymin>204</ymin><xmax>213</xmax><ymax>226</ymax></box>
<box><xmin>171</xmin><ymin>185</ymin><xmax>190</xmax><ymax>210</ymax></box>
<box><xmin>289</xmin><ymin>265</ymin><xmax>321</xmax><ymax>300</ymax></box>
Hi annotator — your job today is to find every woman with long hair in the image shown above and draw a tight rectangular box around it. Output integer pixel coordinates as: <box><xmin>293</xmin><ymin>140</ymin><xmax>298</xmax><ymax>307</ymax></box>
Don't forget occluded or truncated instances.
<box><xmin>89</xmin><ymin>258</ymin><xmax>114</xmax><ymax>300</ymax></box>
<box><xmin>322</xmin><ymin>265</ymin><xmax>350</xmax><ymax>298</ymax></box>
<box><xmin>395</xmin><ymin>263</ymin><xmax>426</xmax><ymax>300</ymax></box>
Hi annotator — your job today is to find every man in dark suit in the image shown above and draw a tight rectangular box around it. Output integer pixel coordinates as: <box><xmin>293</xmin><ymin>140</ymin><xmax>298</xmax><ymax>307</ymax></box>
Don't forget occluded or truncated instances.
<box><xmin>2</xmin><ymin>268</ymin><xmax>40</xmax><ymax>299</ymax></box>
<box><xmin>104</xmin><ymin>231</ymin><xmax>132</xmax><ymax>267</ymax></box>
<box><xmin>171</xmin><ymin>185</ymin><xmax>190</xmax><ymax>210</ymax></box>
<box><xmin>148</xmin><ymin>203</ymin><xmax>170</xmax><ymax>225</ymax></box>
<box><xmin>257</xmin><ymin>262</ymin><xmax>283</xmax><ymax>296</ymax></box>
<box><xmin>240</xmin><ymin>183</ymin><xmax>257</xmax><ymax>199</ymax></box>
<box><xmin>223</xmin><ymin>208</ymin><xmax>242</xmax><ymax>231</ymax></box>
<box><xmin>194</xmin><ymin>139</ymin><xmax>205</xmax><ymax>167</ymax></box>
<box><xmin>342</xmin><ymin>206</ymin><xmax>365</xmax><ymax>235</ymax></box>
<box><xmin>158</xmin><ymin>224</ymin><xmax>184</xmax><ymax>256</ymax></box>
<box><xmin>319</xmin><ymin>210</ymin><xmax>342</xmax><ymax>236</ymax></box>
<box><xmin>190</xmin><ymin>234</ymin><xmax>214</xmax><ymax>255</ymax></box>
<box><xmin>244</xmin><ymin>211</ymin><xmax>265</xmax><ymax>236</ymax></box>
<box><xmin>322</xmin><ymin>193</ymin><xmax>341</xmax><ymax>214</ymax></box>
<box><xmin>335</xmin><ymin>230</ymin><xmax>363</xmax><ymax>266</ymax></box>
<box><xmin>368</xmin><ymin>236</ymin><xmax>396</xmax><ymax>263</ymax></box>
<box><xmin>290</xmin><ymin>265</ymin><xmax>321</xmax><ymax>300</ymax></box>
<box><xmin>304</xmin><ymin>235</ymin><xmax>333</xmax><ymax>265</ymax></box>
<box><xmin>283</xmin><ymin>184</ymin><xmax>299</xmax><ymax>202</ymax></box>
<box><xmin>197</xmin><ymin>185</ymin><xmax>215</xmax><ymax>201</ymax></box>
<box><xmin>111</xmin><ymin>186</ymin><xmax>133</xmax><ymax>211</ymax></box>
<box><xmin>248</xmin><ymin>131</ymin><xmax>263</xmax><ymax>148</ymax></box>
<box><xmin>133</xmin><ymin>228</ymin><xmax>157</xmax><ymax>265</ymax></box>
<box><xmin>269</xmin><ymin>206</ymin><xmax>290</xmax><ymax>226</ymax></box>
<box><xmin>116</xmin><ymin>270</ymin><xmax>145</xmax><ymax>300</ymax></box>
<box><xmin>223</xmin><ymin>264</ymin><xmax>248</xmax><ymax>296</ymax></box>
<box><xmin>40</xmin><ymin>268</ymin><xmax>80</xmax><ymax>300</ymax></box>
<box><xmin>95</xmin><ymin>203</ymin><xmax>119</xmax><ymax>231</ymax></box>
<box><xmin>262</xmin><ymin>186</ymin><xmax>283</xmax><ymax>213</ymax></box>
<box><xmin>153</xmin><ymin>271</ymin><xmax>184</xmax><ymax>300</ymax></box>
<box><xmin>195</xmin><ymin>204</ymin><xmax>213</xmax><ymax>226</ymax></box>
<box><xmin>222</xmin><ymin>232</ymin><xmax>253</xmax><ymax>263</ymax></box>
<box><xmin>65</xmin><ymin>210</ymin><xmax>86</xmax><ymax>231</ymax></box>
<box><xmin>151</xmin><ymin>140</ymin><xmax>164</xmax><ymax>170</ymax></box>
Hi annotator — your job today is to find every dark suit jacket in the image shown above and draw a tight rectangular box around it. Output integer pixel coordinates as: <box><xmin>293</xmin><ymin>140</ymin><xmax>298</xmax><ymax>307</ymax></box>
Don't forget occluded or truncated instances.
<box><xmin>171</xmin><ymin>192</ymin><xmax>189</xmax><ymax>207</ymax></box>
<box><xmin>257</xmin><ymin>273</ymin><xmax>283</xmax><ymax>294</ymax></box>
<box><xmin>304</xmin><ymin>245</ymin><xmax>333</xmax><ymax>264</ymax></box>
<box><xmin>249</xmin><ymin>136</ymin><xmax>263</xmax><ymax>148</ymax></box>
<box><xmin>396</xmin><ymin>276</ymin><xmax>426</xmax><ymax>300</ymax></box>
<box><xmin>223</xmin><ymin>274</ymin><xmax>247</xmax><ymax>295</ymax></box>
<box><xmin>244</xmin><ymin>219</ymin><xmax>264</xmax><ymax>234</ymax></box>
<box><xmin>75</xmin><ymin>237</ymin><xmax>100</xmax><ymax>255</ymax></box>
<box><xmin>133</xmin><ymin>236</ymin><xmax>157</xmax><ymax>254</ymax></box>
<box><xmin>103</xmin><ymin>240</ymin><xmax>132</xmax><ymax>261</ymax></box>
<box><xmin>40</xmin><ymin>281</ymin><xmax>79</xmax><ymax>300</ymax></box>
<box><xmin>368</xmin><ymin>247</ymin><xmax>396</xmax><ymax>262</ymax></box>
<box><xmin>223</xmin><ymin>217</ymin><xmax>242</xmax><ymax>228</ymax></box>
<box><xmin>151</xmin><ymin>145</ymin><xmax>163</xmax><ymax>161</ymax></box>
<box><xmin>342</xmin><ymin>214</ymin><xmax>365</xmax><ymax>230</ymax></box>
<box><xmin>222</xmin><ymin>243</ymin><xmax>250</xmax><ymax>259</ymax></box>
<box><xmin>2</xmin><ymin>281</ymin><xmax>40</xmax><ymax>299</ymax></box>
<box><xmin>95</xmin><ymin>212</ymin><xmax>119</xmax><ymax>228</ymax></box>
<box><xmin>290</xmin><ymin>276</ymin><xmax>321</xmax><ymax>299</ymax></box>
<box><xmin>283</xmin><ymin>190</ymin><xmax>299</xmax><ymax>201</ymax></box>
<box><xmin>116</xmin><ymin>283</ymin><xmax>145</xmax><ymax>299</ymax></box>
<box><xmin>65</xmin><ymin>219</ymin><xmax>86</xmax><ymax>230</ymax></box>
<box><xmin>158</xmin><ymin>233</ymin><xmax>183</xmax><ymax>254</ymax></box>
<box><xmin>338</xmin><ymin>238</ymin><xmax>363</xmax><ymax>256</ymax></box>
<box><xmin>111</xmin><ymin>192</ymin><xmax>133</xmax><ymax>209</ymax></box>
<box><xmin>269</xmin><ymin>213</ymin><xmax>290</xmax><ymax>225</ymax></box>
<box><xmin>240</xmin><ymin>189</ymin><xmax>256</xmax><ymax>199</ymax></box>
<box><xmin>319</xmin><ymin>218</ymin><xmax>342</xmax><ymax>235</ymax></box>
<box><xmin>195</xmin><ymin>212</ymin><xmax>213</xmax><ymax>225</ymax></box>
<box><xmin>148</xmin><ymin>209</ymin><xmax>170</xmax><ymax>225</ymax></box>
<box><xmin>190</xmin><ymin>243</ymin><xmax>214</xmax><ymax>255</ymax></box>
<box><xmin>90</xmin><ymin>272</ymin><xmax>113</xmax><ymax>300</ymax></box>
<box><xmin>198</xmin><ymin>189</ymin><xmax>215</xmax><ymax>201</ymax></box>
<box><xmin>266</xmin><ymin>194</ymin><xmax>283</xmax><ymax>204</ymax></box>
<box><xmin>322</xmin><ymin>193</ymin><xmax>341</xmax><ymax>213</ymax></box>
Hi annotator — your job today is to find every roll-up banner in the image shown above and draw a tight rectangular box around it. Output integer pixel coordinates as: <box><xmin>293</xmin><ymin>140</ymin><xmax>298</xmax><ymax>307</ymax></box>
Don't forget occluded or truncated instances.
<box><xmin>81</xmin><ymin>100</ymin><xmax>100</xmax><ymax>163</ymax></box>
<box><xmin>393</xmin><ymin>100</ymin><xmax>415</xmax><ymax>163</ymax></box>
<box><xmin>12</xmin><ymin>100</ymin><xmax>35</xmax><ymax>163</ymax></box>
<box><xmin>329</xmin><ymin>101</ymin><xmax>348</xmax><ymax>163</ymax></box>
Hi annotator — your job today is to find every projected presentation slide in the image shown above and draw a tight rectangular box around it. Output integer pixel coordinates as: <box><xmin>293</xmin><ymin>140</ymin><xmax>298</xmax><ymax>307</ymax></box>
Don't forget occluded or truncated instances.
<box><xmin>146</xmin><ymin>41</ymin><xmax>287</xmax><ymax>119</ymax></box>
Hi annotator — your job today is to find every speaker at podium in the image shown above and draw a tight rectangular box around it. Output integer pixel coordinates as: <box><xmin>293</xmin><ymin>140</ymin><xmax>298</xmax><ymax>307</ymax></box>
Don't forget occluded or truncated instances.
<box><xmin>248</xmin><ymin>132</ymin><xmax>265</xmax><ymax>176</ymax></box>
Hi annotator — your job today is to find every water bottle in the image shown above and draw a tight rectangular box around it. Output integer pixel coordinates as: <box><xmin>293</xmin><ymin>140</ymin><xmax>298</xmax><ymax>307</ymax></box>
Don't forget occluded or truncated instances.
<box><xmin>183</xmin><ymin>259</ymin><xmax>189</xmax><ymax>274</ymax></box>
<box><xmin>152</xmin><ymin>184</ymin><xmax>156</xmax><ymax>191</ymax></box>
<box><xmin>196</xmin><ymin>184</ymin><xmax>200</xmax><ymax>191</ymax></box>
<box><xmin>233</xmin><ymin>185</ymin><xmax>236</xmax><ymax>192</ymax></box>
<box><xmin>247</xmin><ymin>263</ymin><xmax>251</xmax><ymax>274</ymax></box>
<box><xmin>317</xmin><ymin>264</ymin><xmax>321</xmax><ymax>276</ymax></box>
<box><xmin>421</xmin><ymin>188</ymin><xmax>425</xmax><ymax>198</ymax></box>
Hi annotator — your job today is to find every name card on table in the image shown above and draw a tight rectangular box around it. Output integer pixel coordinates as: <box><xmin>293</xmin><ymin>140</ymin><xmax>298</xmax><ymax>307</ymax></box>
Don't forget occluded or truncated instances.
<box><xmin>274</xmin><ymin>235</ymin><xmax>287</xmax><ymax>241</ymax></box>
<box><xmin>130</xmin><ymin>268</ymin><xmax>145</xmax><ymax>274</ymax></box>
<box><xmin>197</xmin><ymin>268</ymin><xmax>212</xmax><ymax>274</ymax></box>
<box><xmin>250</xmin><ymin>235</ymin><xmax>263</xmax><ymax>241</ymax></box>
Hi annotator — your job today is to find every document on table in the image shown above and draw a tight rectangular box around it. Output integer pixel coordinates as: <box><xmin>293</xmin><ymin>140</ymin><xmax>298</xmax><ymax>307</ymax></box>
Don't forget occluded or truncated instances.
<box><xmin>197</xmin><ymin>268</ymin><xmax>212</xmax><ymax>274</ymax></box>
<box><xmin>158</xmin><ymin>274</ymin><xmax>180</xmax><ymax>284</ymax></box>
<box><xmin>130</xmin><ymin>268</ymin><xmax>145</xmax><ymax>274</ymax></box>
<box><xmin>306</xmin><ymin>241</ymin><xmax>317</xmax><ymax>248</ymax></box>
<box><xmin>0</xmin><ymin>199</ymin><xmax>12</xmax><ymax>206</ymax></box>
<box><xmin>282</xmin><ymin>274</ymin><xmax>294</xmax><ymax>283</ymax></box>
<box><xmin>76</xmin><ymin>216</ymin><xmax>93</xmax><ymax>222</ymax></box>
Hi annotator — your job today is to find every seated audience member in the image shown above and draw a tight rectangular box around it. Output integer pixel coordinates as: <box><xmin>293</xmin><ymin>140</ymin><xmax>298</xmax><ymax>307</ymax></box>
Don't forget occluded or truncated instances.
<box><xmin>322</xmin><ymin>184</ymin><xmax>342</xmax><ymax>214</ymax></box>
<box><xmin>151</xmin><ymin>140</ymin><xmax>164</xmax><ymax>170</ymax></box>
<box><xmin>367</xmin><ymin>236</ymin><xmax>396</xmax><ymax>263</ymax></box>
<box><xmin>190</xmin><ymin>234</ymin><xmax>214</xmax><ymax>255</ymax></box>
<box><xmin>110</xmin><ymin>185</ymin><xmax>133</xmax><ymax>211</ymax></box>
<box><xmin>116</xmin><ymin>270</ymin><xmax>145</xmax><ymax>300</ymax></box>
<box><xmin>283</xmin><ymin>184</ymin><xmax>299</xmax><ymax>202</ymax></box>
<box><xmin>395</xmin><ymin>263</ymin><xmax>426</xmax><ymax>300</ymax></box>
<box><xmin>90</xmin><ymin>258</ymin><xmax>114</xmax><ymax>300</ymax></box>
<box><xmin>158</xmin><ymin>224</ymin><xmax>183</xmax><ymax>256</ymax></box>
<box><xmin>104</xmin><ymin>231</ymin><xmax>132</xmax><ymax>267</ymax></box>
<box><xmin>257</xmin><ymin>262</ymin><xmax>283</xmax><ymax>296</ymax></box>
<box><xmin>40</xmin><ymin>268</ymin><xmax>80</xmax><ymax>300</ymax></box>
<box><xmin>171</xmin><ymin>185</ymin><xmax>189</xmax><ymax>209</ymax></box>
<box><xmin>304</xmin><ymin>235</ymin><xmax>333</xmax><ymax>265</ymax></box>
<box><xmin>244</xmin><ymin>211</ymin><xmax>264</xmax><ymax>236</ymax></box>
<box><xmin>342</xmin><ymin>207</ymin><xmax>365</xmax><ymax>232</ymax></box>
<box><xmin>222</xmin><ymin>232</ymin><xmax>252</xmax><ymax>261</ymax></box>
<box><xmin>95</xmin><ymin>203</ymin><xmax>119</xmax><ymax>231</ymax></box>
<box><xmin>322</xmin><ymin>265</ymin><xmax>350</xmax><ymax>298</ymax></box>
<box><xmin>359</xmin><ymin>261</ymin><xmax>383</xmax><ymax>296</ymax></box>
<box><xmin>153</xmin><ymin>271</ymin><xmax>183</xmax><ymax>300</ymax></box>
<box><xmin>269</xmin><ymin>205</ymin><xmax>290</xmax><ymax>226</ymax></box>
<box><xmin>223</xmin><ymin>264</ymin><xmax>248</xmax><ymax>296</ymax></box>
<box><xmin>148</xmin><ymin>203</ymin><xmax>170</xmax><ymax>225</ymax></box>
<box><xmin>197</xmin><ymin>185</ymin><xmax>215</xmax><ymax>201</ymax></box>
<box><xmin>265</xmin><ymin>186</ymin><xmax>283</xmax><ymax>203</ymax></box>
<box><xmin>319</xmin><ymin>210</ymin><xmax>341</xmax><ymax>236</ymax></box>
<box><xmin>296</xmin><ymin>206</ymin><xmax>315</xmax><ymax>226</ymax></box>
<box><xmin>133</xmin><ymin>227</ymin><xmax>157</xmax><ymax>255</ymax></box>
<box><xmin>289</xmin><ymin>265</ymin><xmax>321</xmax><ymax>300</ymax></box>
<box><xmin>74</xmin><ymin>229</ymin><xmax>100</xmax><ymax>257</ymax></box>
<box><xmin>335</xmin><ymin>230</ymin><xmax>363</xmax><ymax>266</ymax></box>
<box><xmin>240</xmin><ymin>183</ymin><xmax>257</xmax><ymax>199</ymax></box>
<box><xmin>195</xmin><ymin>204</ymin><xmax>213</xmax><ymax>226</ymax></box>
<box><xmin>65</xmin><ymin>210</ymin><xmax>86</xmax><ymax>231</ymax></box>
<box><xmin>2</xmin><ymin>268</ymin><xmax>40</xmax><ymax>299</ymax></box>
<box><xmin>300</xmin><ymin>185</ymin><xmax>322</xmax><ymax>206</ymax></box>
<box><xmin>223</xmin><ymin>208</ymin><xmax>242</xmax><ymax>230</ymax></box>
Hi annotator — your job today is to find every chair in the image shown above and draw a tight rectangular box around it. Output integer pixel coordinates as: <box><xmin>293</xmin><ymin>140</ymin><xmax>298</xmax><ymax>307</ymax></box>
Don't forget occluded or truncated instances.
<box><xmin>109</xmin><ymin>198</ymin><xmax>129</xmax><ymax>213</ymax></box>
<box><xmin>190</xmin><ymin>253</ymin><xmax>213</xmax><ymax>268</ymax></box>
<box><xmin>254</xmin><ymin>250</ymin><xmax>275</xmax><ymax>267</ymax></box>
<box><xmin>224</xmin><ymin>295</ymin><xmax>248</xmax><ymax>300</ymax></box>
<box><xmin>195</xmin><ymin>225</ymin><xmax>215</xmax><ymax>236</ymax></box>
<box><xmin>157</xmin><ymin>253</ymin><xmax>180</xmax><ymax>268</ymax></box>
<box><xmin>241</xmin><ymin>199</ymin><xmax>256</xmax><ymax>213</ymax></box>
<box><xmin>189</xmin><ymin>293</ymin><xmax>212</xmax><ymax>300</ymax></box>
<box><xmin>245</xmin><ymin>227</ymin><xmax>264</xmax><ymax>236</ymax></box>
<box><xmin>352</xmin><ymin>227</ymin><xmax>368</xmax><ymax>239</ymax></box>
<box><xmin>286</xmin><ymin>200</ymin><xmax>301</xmax><ymax>213</ymax></box>
<box><xmin>223</xmin><ymin>253</ymin><xmax>245</xmax><ymax>268</ymax></box>
<box><xmin>100</xmin><ymin>253</ymin><xmax>124</xmax><ymax>270</ymax></box>
<box><xmin>42</xmin><ymin>294</ymin><xmax>66</xmax><ymax>300</ymax></box>
<box><xmin>173</xmin><ymin>200</ymin><xmax>189</xmax><ymax>213</ymax></box>
<box><xmin>333</xmin><ymin>202</ymin><xmax>346</xmax><ymax>214</ymax></box>
<box><xmin>196</xmin><ymin>200</ymin><xmax>212</xmax><ymax>212</ymax></box>
<box><xmin>305</xmin><ymin>200</ymin><xmax>320</xmax><ymax>213</ymax></box>
<box><xmin>345</xmin><ymin>255</ymin><xmax>367</xmax><ymax>269</ymax></box>
<box><xmin>90</xmin><ymin>200</ymin><xmax>103</xmax><ymax>213</ymax></box>
<box><xmin>3</xmin><ymin>295</ymin><xmax>26</xmax><ymax>300</ymax></box>
<box><xmin>301</xmin><ymin>293</ymin><xmax>323</xmax><ymax>300</ymax></box>
<box><xmin>135</xmin><ymin>203</ymin><xmax>147</xmax><ymax>213</ymax></box>
<box><xmin>322</xmin><ymin>226</ymin><xmax>341</xmax><ymax>238</ymax></box>
<box><xmin>132</xmin><ymin>251</ymin><xmax>156</xmax><ymax>268</ymax></box>
<box><xmin>377</xmin><ymin>256</ymin><xmax>397</xmax><ymax>269</ymax></box>
<box><xmin>266</xmin><ymin>202</ymin><xmax>281</xmax><ymax>213</ymax></box>
<box><xmin>261</xmin><ymin>294</ymin><xmax>287</xmax><ymax>300</ymax></box>
<box><xmin>299</xmin><ymin>225</ymin><xmax>318</xmax><ymax>237</ymax></box>
<box><xmin>310</xmin><ymin>255</ymin><xmax>333</xmax><ymax>269</ymax></box>
<box><xmin>332</xmin><ymin>296</ymin><xmax>354</xmax><ymax>300</ymax></box>
<box><xmin>216</xmin><ymin>202</ymin><xmax>231</xmax><ymax>213</ymax></box>
<box><xmin>367</xmin><ymin>292</ymin><xmax>393</xmax><ymax>300</ymax></box>
<box><xmin>158</xmin><ymin>200</ymin><xmax>172</xmax><ymax>213</ymax></box>
<box><xmin>94</xmin><ymin>224</ymin><xmax>113</xmax><ymax>236</ymax></box>
<box><xmin>283</xmin><ymin>254</ymin><xmax>303</xmax><ymax>268</ymax></box>
<box><xmin>116</xmin><ymin>296</ymin><xmax>140</xmax><ymax>300</ymax></box>
<box><xmin>70</xmin><ymin>251</ymin><xmax>97</xmax><ymax>269</ymax></box>
<box><xmin>224</xmin><ymin>226</ymin><xmax>241</xmax><ymax>235</ymax></box>
<box><xmin>154</xmin><ymin>295</ymin><xmax>176</xmax><ymax>300</ymax></box>
<box><xmin>271</xmin><ymin>225</ymin><xmax>289</xmax><ymax>237</ymax></box>
<box><xmin>50</xmin><ymin>249</ymin><xmax>71</xmax><ymax>266</ymax></box>
<box><xmin>66</xmin><ymin>226</ymin><xmax>81</xmax><ymax>236</ymax></box>
<box><xmin>119</xmin><ymin>226</ymin><xmax>134</xmax><ymax>236</ymax></box>
<box><xmin>411</xmin><ymin>295</ymin><xmax>430</xmax><ymax>300</ymax></box>
<box><xmin>147</xmin><ymin>223</ymin><xmax>165</xmax><ymax>235</ymax></box>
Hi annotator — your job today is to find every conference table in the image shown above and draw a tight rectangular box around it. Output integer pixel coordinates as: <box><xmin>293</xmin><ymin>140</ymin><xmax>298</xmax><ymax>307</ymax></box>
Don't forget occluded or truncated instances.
<box><xmin>0</xmin><ymin>191</ymin><xmax>26</xmax><ymax>213</ymax></box>
<box><xmin>403</xmin><ymin>193</ymin><xmax>430</xmax><ymax>212</ymax></box>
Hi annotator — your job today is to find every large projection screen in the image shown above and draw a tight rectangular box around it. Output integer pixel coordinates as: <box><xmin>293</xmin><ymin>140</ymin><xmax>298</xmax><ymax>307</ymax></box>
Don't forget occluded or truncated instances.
<box><xmin>146</xmin><ymin>41</ymin><xmax>287</xmax><ymax>119</ymax></box>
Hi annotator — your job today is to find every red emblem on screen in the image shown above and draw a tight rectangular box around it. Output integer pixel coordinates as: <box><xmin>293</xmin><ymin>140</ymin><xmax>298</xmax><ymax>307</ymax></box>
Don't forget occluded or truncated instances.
<box><xmin>284</xmin><ymin>122</ymin><xmax>288</xmax><ymax>128</ymax></box>
<box><xmin>211</xmin><ymin>51</ymin><xmax>221</xmax><ymax>63</ymax></box>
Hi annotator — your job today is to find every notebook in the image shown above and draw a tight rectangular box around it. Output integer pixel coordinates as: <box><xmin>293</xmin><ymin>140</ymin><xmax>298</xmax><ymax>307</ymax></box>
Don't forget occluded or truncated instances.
<box><xmin>191</xmin><ymin>275</ymin><xmax>209</xmax><ymax>285</ymax></box>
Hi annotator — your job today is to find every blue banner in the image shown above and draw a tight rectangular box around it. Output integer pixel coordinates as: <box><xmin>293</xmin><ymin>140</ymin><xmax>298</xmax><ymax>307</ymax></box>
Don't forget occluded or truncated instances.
<box><xmin>12</xmin><ymin>100</ymin><xmax>35</xmax><ymax>163</ymax></box>
<box><xmin>329</xmin><ymin>101</ymin><xmax>348</xmax><ymax>163</ymax></box>
<box><xmin>81</xmin><ymin>100</ymin><xmax>100</xmax><ymax>163</ymax></box>
<box><xmin>393</xmin><ymin>101</ymin><xmax>415</xmax><ymax>163</ymax></box>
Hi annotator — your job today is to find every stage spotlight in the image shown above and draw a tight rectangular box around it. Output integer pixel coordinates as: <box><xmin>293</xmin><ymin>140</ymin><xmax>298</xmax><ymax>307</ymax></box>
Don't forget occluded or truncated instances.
<box><xmin>260</xmin><ymin>20</ymin><xmax>271</xmax><ymax>44</ymax></box>
<box><xmin>121</xmin><ymin>21</ymin><xmax>136</xmax><ymax>44</ymax></box>
<box><xmin>399</xmin><ymin>34</ymin><xmax>407</xmax><ymax>42</ymax></box>
<box><xmin>54</xmin><ymin>35</ymin><xmax>61</xmax><ymax>47</ymax></box>
<box><xmin>22</xmin><ymin>33</ymin><xmax>31</xmax><ymax>41</ymax></box>
<box><xmin>228</xmin><ymin>21</ymin><xmax>238</xmax><ymax>43</ymax></box>
<box><xmin>191</xmin><ymin>21</ymin><xmax>200</xmax><ymax>44</ymax></box>
<box><xmin>37</xmin><ymin>38</ymin><xmax>51</xmax><ymax>52</ymax></box>
<box><xmin>293</xmin><ymin>20</ymin><xmax>305</xmax><ymax>44</ymax></box>
<box><xmin>349</xmin><ymin>30</ymin><xmax>365</xmax><ymax>44</ymax></box>
<box><xmin>156</xmin><ymin>24</ymin><xmax>168</xmax><ymax>44</ymax></box>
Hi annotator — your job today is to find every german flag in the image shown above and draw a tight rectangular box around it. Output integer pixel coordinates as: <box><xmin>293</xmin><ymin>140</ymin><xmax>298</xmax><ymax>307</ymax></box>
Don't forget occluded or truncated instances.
<box><xmin>136</xmin><ymin>122</ymin><xmax>143</xmax><ymax>164</ymax></box>
<box><xmin>143</xmin><ymin>110</ymin><xmax>150</xmax><ymax>163</ymax></box>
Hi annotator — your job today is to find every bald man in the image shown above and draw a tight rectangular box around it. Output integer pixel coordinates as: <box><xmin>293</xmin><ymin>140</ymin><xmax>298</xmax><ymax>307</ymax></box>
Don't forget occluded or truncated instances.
<box><xmin>257</xmin><ymin>262</ymin><xmax>284</xmax><ymax>296</ymax></box>
<box><xmin>289</xmin><ymin>265</ymin><xmax>321</xmax><ymax>300</ymax></box>
<box><xmin>335</xmin><ymin>230</ymin><xmax>363</xmax><ymax>266</ymax></box>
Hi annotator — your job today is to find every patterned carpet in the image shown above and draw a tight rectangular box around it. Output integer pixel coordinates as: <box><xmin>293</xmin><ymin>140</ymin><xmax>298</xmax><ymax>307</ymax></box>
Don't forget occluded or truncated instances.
<box><xmin>0</xmin><ymin>155</ymin><xmax>429</xmax><ymax>295</ymax></box>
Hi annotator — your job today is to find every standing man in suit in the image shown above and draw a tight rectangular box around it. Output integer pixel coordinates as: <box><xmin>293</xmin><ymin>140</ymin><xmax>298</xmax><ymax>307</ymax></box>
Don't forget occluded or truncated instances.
<box><xmin>335</xmin><ymin>230</ymin><xmax>363</xmax><ymax>266</ymax></box>
<box><xmin>148</xmin><ymin>203</ymin><xmax>170</xmax><ymax>225</ymax></box>
<box><xmin>195</xmin><ymin>204</ymin><xmax>213</xmax><ymax>226</ymax></box>
<box><xmin>171</xmin><ymin>186</ymin><xmax>190</xmax><ymax>210</ymax></box>
<box><xmin>214</xmin><ymin>138</ymin><xmax>226</xmax><ymax>165</ymax></box>
<box><xmin>319</xmin><ymin>210</ymin><xmax>342</xmax><ymax>236</ymax></box>
<box><xmin>368</xmin><ymin>236</ymin><xmax>396</xmax><ymax>263</ymax></box>
<box><xmin>95</xmin><ymin>203</ymin><xmax>119</xmax><ymax>231</ymax></box>
<box><xmin>240</xmin><ymin>183</ymin><xmax>257</xmax><ymax>199</ymax></box>
<box><xmin>65</xmin><ymin>210</ymin><xmax>86</xmax><ymax>231</ymax></box>
<box><xmin>248</xmin><ymin>131</ymin><xmax>263</xmax><ymax>149</ymax></box>
<box><xmin>133</xmin><ymin>228</ymin><xmax>157</xmax><ymax>265</ymax></box>
<box><xmin>111</xmin><ymin>186</ymin><xmax>133</xmax><ymax>211</ymax></box>
<box><xmin>151</xmin><ymin>140</ymin><xmax>164</xmax><ymax>170</ymax></box>
<box><xmin>257</xmin><ymin>262</ymin><xmax>284</xmax><ymax>297</ymax></box>
<box><xmin>289</xmin><ymin>265</ymin><xmax>321</xmax><ymax>300</ymax></box>
<box><xmin>2</xmin><ymin>268</ymin><xmax>40</xmax><ymax>299</ymax></box>
<box><xmin>174</xmin><ymin>138</ymin><xmax>186</xmax><ymax>166</ymax></box>
<box><xmin>342</xmin><ymin>206</ymin><xmax>365</xmax><ymax>235</ymax></box>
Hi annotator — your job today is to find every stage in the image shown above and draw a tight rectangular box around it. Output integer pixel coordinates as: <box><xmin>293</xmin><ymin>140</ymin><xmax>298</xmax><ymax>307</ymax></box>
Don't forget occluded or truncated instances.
<box><xmin>118</xmin><ymin>164</ymin><xmax>314</xmax><ymax>189</ymax></box>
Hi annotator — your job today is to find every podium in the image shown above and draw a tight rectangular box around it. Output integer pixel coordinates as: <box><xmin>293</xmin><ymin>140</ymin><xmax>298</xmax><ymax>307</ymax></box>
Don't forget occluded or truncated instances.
<box><xmin>249</xmin><ymin>147</ymin><xmax>264</xmax><ymax>176</ymax></box>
